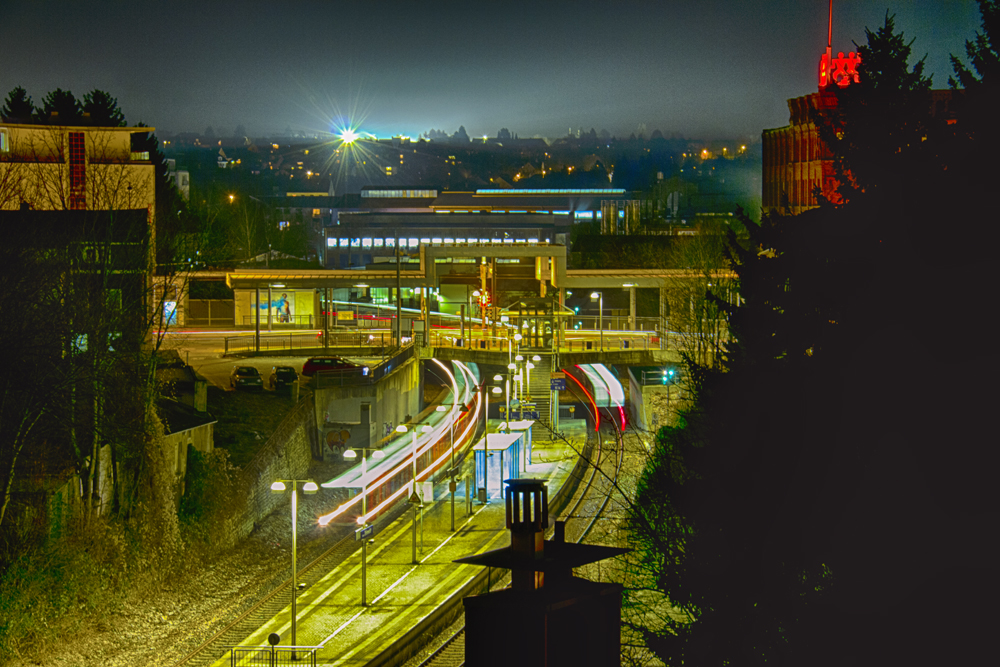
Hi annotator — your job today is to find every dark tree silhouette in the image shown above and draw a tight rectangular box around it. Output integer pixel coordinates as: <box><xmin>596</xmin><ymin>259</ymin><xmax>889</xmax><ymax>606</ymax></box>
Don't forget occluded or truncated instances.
<box><xmin>1</xmin><ymin>86</ymin><xmax>35</xmax><ymax>121</ymax></box>
<box><xmin>36</xmin><ymin>88</ymin><xmax>82</xmax><ymax>124</ymax></box>
<box><xmin>627</xmin><ymin>13</ymin><xmax>998</xmax><ymax>666</ymax></box>
<box><xmin>82</xmin><ymin>89</ymin><xmax>126</xmax><ymax>127</ymax></box>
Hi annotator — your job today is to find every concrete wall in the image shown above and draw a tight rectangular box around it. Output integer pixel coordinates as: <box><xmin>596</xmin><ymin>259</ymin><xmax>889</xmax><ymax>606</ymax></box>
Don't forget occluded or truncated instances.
<box><xmin>163</xmin><ymin>422</ymin><xmax>214</xmax><ymax>496</ymax></box>
<box><xmin>222</xmin><ymin>399</ymin><xmax>316</xmax><ymax>545</ymax></box>
<box><xmin>314</xmin><ymin>355</ymin><xmax>421</xmax><ymax>446</ymax></box>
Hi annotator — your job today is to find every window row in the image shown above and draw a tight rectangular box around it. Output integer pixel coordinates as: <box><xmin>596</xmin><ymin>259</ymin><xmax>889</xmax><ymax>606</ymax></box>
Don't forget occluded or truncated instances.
<box><xmin>325</xmin><ymin>237</ymin><xmax>546</xmax><ymax>248</ymax></box>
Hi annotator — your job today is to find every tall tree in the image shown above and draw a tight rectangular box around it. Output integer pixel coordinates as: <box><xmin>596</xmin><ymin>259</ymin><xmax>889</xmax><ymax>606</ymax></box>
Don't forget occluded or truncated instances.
<box><xmin>36</xmin><ymin>88</ymin><xmax>82</xmax><ymax>125</ymax></box>
<box><xmin>1</xmin><ymin>86</ymin><xmax>35</xmax><ymax>121</ymax></box>
<box><xmin>82</xmin><ymin>89</ymin><xmax>126</xmax><ymax>127</ymax></box>
<box><xmin>626</xmin><ymin>15</ymin><xmax>995</xmax><ymax>666</ymax></box>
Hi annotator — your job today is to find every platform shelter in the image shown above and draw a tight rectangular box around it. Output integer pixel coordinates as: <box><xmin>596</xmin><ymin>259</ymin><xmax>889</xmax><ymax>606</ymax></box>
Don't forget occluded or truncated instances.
<box><xmin>473</xmin><ymin>432</ymin><xmax>523</xmax><ymax>501</ymax></box>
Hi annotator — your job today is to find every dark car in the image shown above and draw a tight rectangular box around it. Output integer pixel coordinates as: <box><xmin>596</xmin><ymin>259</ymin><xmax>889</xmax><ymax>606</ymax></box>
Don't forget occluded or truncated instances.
<box><xmin>301</xmin><ymin>356</ymin><xmax>362</xmax><ymax>376</ymax></box>
<box><xmin>268</xmin><ymin>365</ymin><xmax>298</xmax><ymax>390</ymax></box>
<box><xmin>230</xmin><ymin>366</ymin><xmax>263</xmax><ymax>390</ymax></box>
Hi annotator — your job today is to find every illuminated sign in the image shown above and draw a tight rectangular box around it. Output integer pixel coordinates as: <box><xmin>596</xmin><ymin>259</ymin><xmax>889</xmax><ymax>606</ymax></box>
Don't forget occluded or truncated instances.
<box><xmin>820</xmin><ymin>51</ymin><xmax>861</xmax><ymax>89</ymax></box>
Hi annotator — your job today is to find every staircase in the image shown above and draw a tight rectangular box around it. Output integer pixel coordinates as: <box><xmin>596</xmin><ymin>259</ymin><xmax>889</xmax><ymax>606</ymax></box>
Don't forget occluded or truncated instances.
<box><xmin>524</xmin><ymin>352</ymin><xmax>555</xmax><ymax>426</ymax></box>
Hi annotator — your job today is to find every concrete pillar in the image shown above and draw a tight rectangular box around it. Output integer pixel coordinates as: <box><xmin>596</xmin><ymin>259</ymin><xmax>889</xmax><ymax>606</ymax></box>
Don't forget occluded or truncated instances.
<box><xmin>658</xmin><ymin>286</ymin><xmax>667</xmax><ymax>351</ymax></box>
<box><xmin>629</xmin><ymin>286</ymin><xmax>636</xmax><ymax>331</ymax></box>
<box><xmin>255</xmin><ymin>286</ymin><xmax>261</xmax><ymax>352</ymax></box>
<box><xmin>558</xmin><ymin>287</ymin><xmax>566</xmax><ymax>352</ymax></box>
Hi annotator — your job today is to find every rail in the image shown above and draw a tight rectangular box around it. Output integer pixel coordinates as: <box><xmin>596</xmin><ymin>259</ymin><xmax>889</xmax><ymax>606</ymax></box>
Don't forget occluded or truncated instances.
<box><xmin>224</xmin><ymin>331</ymin><xmax>398</xmax><ymax>355</ymax></box>
<box><xmin>311</xmin><ymin>344</ymin><xmax>415</xmax><ymax>389</ymax></box>
<box><xmin>428</xmin><ymin>330</ymin><xmax>660</xmax><ymax>352</ymax></box>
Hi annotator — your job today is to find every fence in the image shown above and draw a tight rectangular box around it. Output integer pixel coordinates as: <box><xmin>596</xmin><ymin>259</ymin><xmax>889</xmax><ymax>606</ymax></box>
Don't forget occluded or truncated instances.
<box><xmin>223</xmin><ymin>331</ymin><xmax>398</xmax><ymax>355</ymax></box>
<box><xmin>428</xmin><ymin>330</ymin><xmax>660</xmax><ymax>352</ymax></box>
<box><xmin>240</xmin><ymin>314</ymin><xmax>314</xmax><ymax>328</ymax></box>
<box><xmin>311</xmin><ymin>344</ymin><xmax>415</xmax><ymax>389</ymax></box>
<box><xmin>228</xmin><ymin>645</ymin><xmax>319</xmax><ymax>666</ymax></box>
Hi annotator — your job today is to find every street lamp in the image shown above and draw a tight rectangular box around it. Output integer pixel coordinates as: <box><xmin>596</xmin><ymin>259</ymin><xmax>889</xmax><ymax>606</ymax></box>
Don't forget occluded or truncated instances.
<box><xmin>395</xmin><ymin>423</ymin><xmax>433</xmax><ymax>563</ymax></box>
<box><xmin>269</xmin><ymin>478</ymin><xmax>318</xmax><ymax>652</ymax></box>
<box><xmin>590</xmin><ymin>291</ymin><xmax>603</xmax><ymax>351</ymax></box>
<box><xmin>436</xmin><ymin>403</ymin><xmax>469</xmax><ymax>531</ymax></box>
<box><xmin>342</xmin><ymin>447</ymin><xmax>385</xmax><ymax>606</ymax></box>
<box><xmin>505</xmin><ymin>363</ymin><xmax>515</xmax><ymax>424</ymax></box>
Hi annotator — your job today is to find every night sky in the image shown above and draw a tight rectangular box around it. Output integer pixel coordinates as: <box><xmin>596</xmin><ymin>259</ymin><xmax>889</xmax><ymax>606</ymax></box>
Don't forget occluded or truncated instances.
<box><xmin>0</xmin><ymin>1</ymin><xmax>984</xmax><ymax>140</ymax></box>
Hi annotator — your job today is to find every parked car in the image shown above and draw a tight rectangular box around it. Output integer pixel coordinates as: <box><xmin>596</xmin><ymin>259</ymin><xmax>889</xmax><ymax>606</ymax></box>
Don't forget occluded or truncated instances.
<box><xmin>230</xmin><ymin>366</ymin><xmax>263</xmax><ymax>390</ymax></box>
<box><xmin>268</xmin><ymin>365</ymin><xmax>298</xmax><ymax>390</ymax></box>
<box><xmin>301</xmin><ymin>356</ymin><xmax>362</xmax><ymax>376</ymax></box>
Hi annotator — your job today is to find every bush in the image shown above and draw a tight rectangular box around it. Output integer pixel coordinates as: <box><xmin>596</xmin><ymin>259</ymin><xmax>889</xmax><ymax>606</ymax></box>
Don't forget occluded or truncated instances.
<box><xmin>179</xmin><ymin>447</ymin><xmax>240</xmax><ymax>547</ymax></box>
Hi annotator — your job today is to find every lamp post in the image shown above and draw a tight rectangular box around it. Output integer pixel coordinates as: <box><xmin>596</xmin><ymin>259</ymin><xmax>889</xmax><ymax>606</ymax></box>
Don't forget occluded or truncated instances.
<box><xmin>342</xmin><ymin>447</ymin><xmax>385</xmax><ymax>606</ymax></box>
<box><xmin>590</xmin><ymin>291</ymin><xmax>603</xmax><ymax>351</ymax></box>
<box><xmin>395</xmin><ymin>423</ymin><xmax>432</xmax><ymax>563</ymax></box>
<box><xmin>269</xmin><ymin>478</ymin><xmax>319</xmax><ymax>652</ymax></box>
<box><xmin>505</xmin><ymin>363</ymin><xmax>514</xmax><ymax>424</ymax></box>
<box><xmin>435</xmin><ymin>403</ymin><xmax>468</xmax><ymax>531</ymax></box>
<box><xmin>529</xmin><ymin>355</ymin><xmax>541</xmax><ymax>400</ymax></box>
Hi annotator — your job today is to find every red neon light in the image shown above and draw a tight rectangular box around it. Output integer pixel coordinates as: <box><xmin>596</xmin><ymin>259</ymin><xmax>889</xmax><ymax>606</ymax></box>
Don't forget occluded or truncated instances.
<box><xmin>820</xmin><ymin>52</ymin><xmax>861</xmax><ymax>88</ymax></box>
<box><xmin>563</xmin><ymin>368</ymin><xmax>599</xmax><ymax>432</ymax></box>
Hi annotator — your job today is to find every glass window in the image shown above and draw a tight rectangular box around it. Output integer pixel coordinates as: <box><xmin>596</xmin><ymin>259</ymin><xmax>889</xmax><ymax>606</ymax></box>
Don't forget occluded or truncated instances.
<box><xmin>431</xmin><ymin>237</ymin><xmax>442</xmax><ymax>244</ymax></box>
<box><xmin>408</xmin><ymin>238</ymin><xmax>419</xmax><ymax>247</ymax></box>
<box><xmin>385</xmin><ymin>238</ymin><xmax>395</xmax><ymax>247</ymax></box>
<box><xmin>373</xmin><ymin>238</ymin><xmax>384</xmax><ymax>247</ymax></box>
<box><xmin>420</xmin><ymin>238</ymin><xmax>431</xmax><ymax>244</ymax></box>
<box><xmin>0</xmin><ymin>128</ymin><xmax>8</xmax><ymax>153</ymax></box>
<box><xmin>338</xmin><ymin>238</ymin><xmax>349</xmax><ymax>247</ymax></box>
<box><xmin>361</xmin><ymin>238</ymin><xmax>372</xmax><ymax>247</ymax></box>
<box><xmin>444</xmin><ymin>238</ymin><xmax>455</xmax><ymax>244</ymax></box>
<box><xmin>326</xmin><ymin>238</ymin><xmax>336</xmax><ymax>247</ymax></box>
<box><xmin>352</xmin><ymin>238</ymin><xmax>361</xmax><ymax>246</ymax></box>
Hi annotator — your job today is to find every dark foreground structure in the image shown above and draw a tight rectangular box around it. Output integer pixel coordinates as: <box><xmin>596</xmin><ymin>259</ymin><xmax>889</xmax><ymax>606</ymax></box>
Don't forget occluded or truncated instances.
<box><xmin>456</xmin><ymin>479</ymin><xmax>627</xmax><ymax>667</ymax></box>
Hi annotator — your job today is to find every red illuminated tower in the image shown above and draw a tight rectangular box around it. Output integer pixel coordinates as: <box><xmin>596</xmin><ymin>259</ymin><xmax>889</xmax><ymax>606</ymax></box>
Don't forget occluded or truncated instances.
<box><xmin>762</xmin><ymin>1</ymin><xmax>859</xmax><ymax>214</ymax></box>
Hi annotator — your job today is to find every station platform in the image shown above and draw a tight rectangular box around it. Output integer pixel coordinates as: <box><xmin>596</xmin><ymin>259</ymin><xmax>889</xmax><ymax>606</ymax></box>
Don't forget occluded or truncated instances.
<box><xmin>213</xmin><ymin>421</ymin><xmax>588</xmax><ymax>667</ymax></box>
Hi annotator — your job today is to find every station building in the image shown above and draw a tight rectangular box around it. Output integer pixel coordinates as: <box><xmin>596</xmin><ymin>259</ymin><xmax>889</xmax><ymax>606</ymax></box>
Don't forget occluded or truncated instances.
<box><xmin>322</xmin><ymin>187</ymin><xmax>630</xmax><ymax>269</ymax></box>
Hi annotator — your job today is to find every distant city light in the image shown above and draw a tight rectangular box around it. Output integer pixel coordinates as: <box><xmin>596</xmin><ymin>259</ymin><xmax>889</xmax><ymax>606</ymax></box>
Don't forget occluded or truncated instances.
<box><xmin>339</xmin><ymin>128</ymin><xmax>359</xmax><ymax>144</ymax></box>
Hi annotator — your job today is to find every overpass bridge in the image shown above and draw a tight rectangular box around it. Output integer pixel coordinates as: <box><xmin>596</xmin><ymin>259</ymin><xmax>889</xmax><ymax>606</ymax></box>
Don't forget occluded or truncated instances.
<box><xmin>184</xmin><ymin>241</ymin><xmax>732</xmax><ymax>352</ymax></box>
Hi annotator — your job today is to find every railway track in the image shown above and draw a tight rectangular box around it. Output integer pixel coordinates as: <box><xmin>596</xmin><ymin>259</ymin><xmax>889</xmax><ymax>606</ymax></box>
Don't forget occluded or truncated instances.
<box><xmin>417</xmin><ymin>393</ymin><xmax>625</xmax><ymax>667</ymax></box>
<box><xmin>172</xmin><ymin>502</ymin><xmax>409</xmax><ymax>667</ymax></box>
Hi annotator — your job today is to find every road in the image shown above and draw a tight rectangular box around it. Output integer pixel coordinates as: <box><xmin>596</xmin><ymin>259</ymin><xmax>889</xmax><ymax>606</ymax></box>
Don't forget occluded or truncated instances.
<box><xmin>158</xmin><ymin>330</ymin><xmax>380</xmax><ymax>390</ymax></box>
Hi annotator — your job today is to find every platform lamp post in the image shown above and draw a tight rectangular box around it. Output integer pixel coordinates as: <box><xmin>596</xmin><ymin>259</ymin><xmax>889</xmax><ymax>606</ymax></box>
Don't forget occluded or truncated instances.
<box><xmin>395</xmin><ymin>423</ymin><xmax>433</xmax><ymax>563</ymax></box>
<box><xmin>269</xmin><ymin>478</ymin><xmax>319</xmax><ymax>654</ymax></box>
<box><xmin>436</xmin><ymin>403</ymin><xmax>469</xmax><ymax>531</ymax></box>
<box><xmin>590</xmin><ymin>291</ymin><xmax>604</xmax><ymax>351</ymax></box>
<box><xmin>505</xmin><ymin>363</ymin><xmax>515</xmax><ymax>425</ymax></box>
<box><xmin>514</xmin><ymin>354</ymin><xmax>526</xmax><ymax>401</ymax></box>
<box><xmin>342</xmin><ymin>447</ymin><xmax>385</xmax><ymax>607</ymax></box>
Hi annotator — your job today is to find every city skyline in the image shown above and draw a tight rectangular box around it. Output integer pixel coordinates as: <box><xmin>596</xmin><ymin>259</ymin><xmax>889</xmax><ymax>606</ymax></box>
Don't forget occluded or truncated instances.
<box><xmin>0</xmin><ymin>1</ymin><xmax>985</xmax><ymax>139</ymax></box>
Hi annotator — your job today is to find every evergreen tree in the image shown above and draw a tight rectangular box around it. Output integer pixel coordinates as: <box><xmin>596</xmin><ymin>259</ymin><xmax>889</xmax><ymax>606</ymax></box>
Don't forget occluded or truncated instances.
<box><xmin>627</xmin><ymin>15</ymin><xmax>996</xmax><ymax>666</ymax></box>
<box><xmin>1</xmin><ymin>86</ymin><xmax>35</xmax><ymax>121</ymax></box>
<box><xmin>82</xmin><ymin>89</ymin><xmax>126</xmax><ymax>127</ymax></box>
<box><xmin>36</xmin><ymin>88</ymin><xmax>82</xmax><ymax>124</ymax></box>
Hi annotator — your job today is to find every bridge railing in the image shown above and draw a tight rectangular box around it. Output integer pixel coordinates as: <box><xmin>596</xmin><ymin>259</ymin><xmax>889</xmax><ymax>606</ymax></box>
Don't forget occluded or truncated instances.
<box><xmin>224</xmin><ymin>331</ymin><xmax>397</xmax><ymax>355</ymax></box>
<box><xmin>311</xmin><ymin>343</ymin><xmax>415</xmax><ymax>389</ymax></box>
